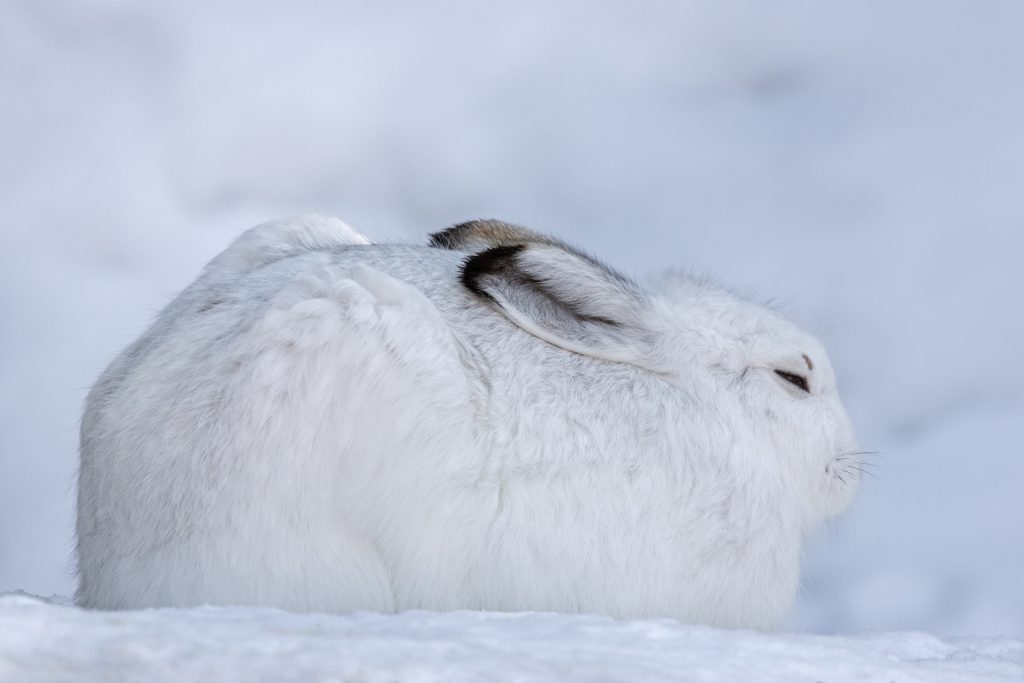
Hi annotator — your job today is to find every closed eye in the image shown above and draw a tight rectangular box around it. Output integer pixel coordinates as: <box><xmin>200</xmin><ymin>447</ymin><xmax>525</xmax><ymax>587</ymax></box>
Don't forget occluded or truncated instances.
<box><xmin>774</xmin><ymin>369</ymin><xmax>809</xmax><ymax>393</ymax></box>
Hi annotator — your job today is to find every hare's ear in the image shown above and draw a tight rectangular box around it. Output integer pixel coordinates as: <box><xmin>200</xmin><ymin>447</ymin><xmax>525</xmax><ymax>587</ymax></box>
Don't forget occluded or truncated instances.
<box><xmin>461</xmin><ymin>242</ymin><xmax>656</xmax><ymax>367</ymax></box>
<box><xmin>430</xmin><ymin>219</ymin><xmax>557</xmax><ymax>251</ymax></box>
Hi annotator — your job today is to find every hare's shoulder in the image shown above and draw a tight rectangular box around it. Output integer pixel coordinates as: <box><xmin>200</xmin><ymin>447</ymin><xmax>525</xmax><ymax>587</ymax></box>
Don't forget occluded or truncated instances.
<box><xmin>206</xmin><ymin>258</ymin><xmax>468</xmax><ymax>400</ymax></box>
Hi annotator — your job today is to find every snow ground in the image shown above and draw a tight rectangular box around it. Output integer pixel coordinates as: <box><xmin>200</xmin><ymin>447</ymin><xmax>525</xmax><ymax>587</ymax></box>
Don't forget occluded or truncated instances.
<box><xmin>1</xmin><ymin>594</ymin><xmax>1021</xmax><ymax>683</ymax></box>
<box><xmin>1</xmin><ymin>0</ymin><xmax>1023</xmax><ymax>656</ymax></box>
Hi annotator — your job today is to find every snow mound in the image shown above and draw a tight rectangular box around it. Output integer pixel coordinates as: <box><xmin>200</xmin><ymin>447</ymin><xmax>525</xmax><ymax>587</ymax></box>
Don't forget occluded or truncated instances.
<box><xmin>1</xmin><ymin>595</ymin><xmax>1020</xmax><ymax>683</ymax></box>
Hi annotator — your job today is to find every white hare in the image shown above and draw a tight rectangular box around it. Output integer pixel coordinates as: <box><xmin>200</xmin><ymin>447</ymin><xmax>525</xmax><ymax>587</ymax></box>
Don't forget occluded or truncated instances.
<box><xmin>76</xmin><ymin>214</ymin><xmax>860</xmax><ymax>630</ymax></box>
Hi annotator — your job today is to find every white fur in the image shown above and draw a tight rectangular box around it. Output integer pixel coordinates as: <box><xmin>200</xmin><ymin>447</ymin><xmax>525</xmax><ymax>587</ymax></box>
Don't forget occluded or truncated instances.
<box><xmin>76</xmin><ymin>215</ymin><xmax>860</xmax><ymax>630</ymax></box>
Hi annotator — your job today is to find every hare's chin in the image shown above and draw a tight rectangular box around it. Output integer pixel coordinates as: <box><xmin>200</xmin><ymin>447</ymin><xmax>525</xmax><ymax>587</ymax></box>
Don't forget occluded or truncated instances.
<box><xmin>821</xmin><ymin>451</ymin><xmax>862</xmax><ymax>513</ymax></box>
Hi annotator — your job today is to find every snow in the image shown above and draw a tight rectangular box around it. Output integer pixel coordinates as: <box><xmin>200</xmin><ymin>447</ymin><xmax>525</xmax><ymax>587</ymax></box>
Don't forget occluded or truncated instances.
<box><xmin>1</xmin><ymin>0</ymin><xmax>1023</xmax><ymax>665</ymax></box>
<box><xmin>1</xmin><ymin>594</ymin><xmax>1021</xmax><ymax>683</ymax></box>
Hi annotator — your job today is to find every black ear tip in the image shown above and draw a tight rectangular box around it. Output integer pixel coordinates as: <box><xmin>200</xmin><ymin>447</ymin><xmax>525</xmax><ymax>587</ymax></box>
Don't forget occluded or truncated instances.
<box><xmin>428</xmin><ymin>228</ymin><xmax>457</xmax><ymax>249</ymax></box>
<box><xmin>429</xmin><ymin>219</ymin><xmax>543</xmax><ymax>251</ymax></box>
<box><xmin>460</xmin><ymin>243</ymin><xmax>528</xmax><ymax>299</ymax></box>
<box><xmin>429</xmin><ymin>221</ymin><xmax>483</xmax><ymax>249</ymax></box>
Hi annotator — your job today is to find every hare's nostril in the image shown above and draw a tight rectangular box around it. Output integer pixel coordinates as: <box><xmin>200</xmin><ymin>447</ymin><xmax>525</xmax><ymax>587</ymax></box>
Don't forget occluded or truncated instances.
<box><xmin>775</xmin><ymin>369</ymin><xmax>810</xmax><ymax>393</ymax></box>
<box><xmin>802</xmin><ymin>354</ymin><xmax>814</xmax><ymax>371</ymax></box>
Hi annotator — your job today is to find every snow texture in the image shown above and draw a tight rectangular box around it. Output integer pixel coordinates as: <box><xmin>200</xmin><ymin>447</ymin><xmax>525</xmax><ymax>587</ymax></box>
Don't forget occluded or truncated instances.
<box><xmin>1</xmin><ymin>0</ymin><xmax>1022</xmax><ymax>652</ymax></box>
<box><xmin>1</xmin><ymin>594</ymin><xmax>1021</xmax><ymax>683</ymax></box>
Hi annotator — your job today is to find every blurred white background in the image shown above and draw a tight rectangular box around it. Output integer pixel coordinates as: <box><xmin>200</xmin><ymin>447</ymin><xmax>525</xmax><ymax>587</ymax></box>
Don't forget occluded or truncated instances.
<box><xmin>1</xmin><ymin>0</ymin><xmax>1021</xmax><ymax>637</ymax></box>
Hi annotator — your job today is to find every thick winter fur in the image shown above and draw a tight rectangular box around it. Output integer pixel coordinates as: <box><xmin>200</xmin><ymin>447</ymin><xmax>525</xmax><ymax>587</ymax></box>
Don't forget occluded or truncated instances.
<box><xmin>77</xmin><ymin>214</ymin><xmax>861</xmax><ymax>630</ymax></box>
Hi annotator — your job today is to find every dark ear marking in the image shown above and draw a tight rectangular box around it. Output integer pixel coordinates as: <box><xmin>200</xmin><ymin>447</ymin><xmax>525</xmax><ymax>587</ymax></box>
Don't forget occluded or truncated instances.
<box><xmin>429</xmin><ymin>224</ymin><xmax>467</xmax><ymax>250</ymax></box>
<box><xmin>438</xmin><ymin>219</ymin><xmax>634</xmax><ymax>289</ymax></box>
<box><xmin>456</xmin><ymin>240</ymin><xmax>654</xmax><ymax>366</ymax></box>
<box><xmin>430</xmin><ymin>219</ymin><xmax>557</xmax><ymax>251</ymax></box>
<box><xmin>460</xmin><ymin>244</ymin><xmax>528</xmax><ymax>301</ymax></box>
<box><xmin>460</xmin><ymin>243</ymin><xmax>629</xmax><ymax>329</ymax></box>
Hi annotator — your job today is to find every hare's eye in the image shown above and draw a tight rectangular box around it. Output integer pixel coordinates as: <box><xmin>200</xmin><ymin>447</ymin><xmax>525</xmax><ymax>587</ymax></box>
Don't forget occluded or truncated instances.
<box><xmin>774</xmin><ymin>369</ymin><xmax>809</xmax><ymax>393</ymax></box>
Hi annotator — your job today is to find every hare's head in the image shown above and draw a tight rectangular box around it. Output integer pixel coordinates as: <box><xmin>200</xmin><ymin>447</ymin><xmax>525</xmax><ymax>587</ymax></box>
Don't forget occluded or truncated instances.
<box><xmin>646</xmin><ymin>274</ymin><xmax>861</xmax><ymax>524</ymax></box>
<box><xmin>435</xmin><ymin>220</ymin><xmax>860</xmax><ymax>527</ymax></box>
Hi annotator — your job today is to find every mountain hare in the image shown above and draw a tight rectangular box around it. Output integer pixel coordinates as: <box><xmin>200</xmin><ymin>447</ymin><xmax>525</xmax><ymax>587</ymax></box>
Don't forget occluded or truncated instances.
<box><xmin>77</xmin><ymin>215</ymin><xmax>860</xmax><ymax>629</ymax></box>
